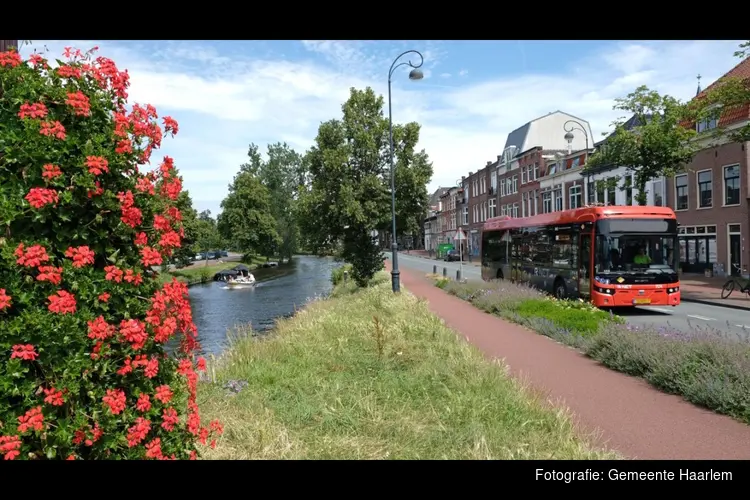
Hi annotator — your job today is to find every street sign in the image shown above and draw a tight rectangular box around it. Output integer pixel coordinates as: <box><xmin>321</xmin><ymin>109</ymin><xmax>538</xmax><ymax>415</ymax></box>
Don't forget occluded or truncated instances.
<box><xmin>454</xmin><ymin>230</ymin><xmax>466</xmax><ymax>241</ymax></box>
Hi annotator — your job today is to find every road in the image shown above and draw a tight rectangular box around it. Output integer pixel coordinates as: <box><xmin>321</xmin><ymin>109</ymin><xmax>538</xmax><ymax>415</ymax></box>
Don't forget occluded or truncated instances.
<box><xmin>387</xmin><ymin>252</ymin><xmax>750</xmax><ymax>340</ymax></box>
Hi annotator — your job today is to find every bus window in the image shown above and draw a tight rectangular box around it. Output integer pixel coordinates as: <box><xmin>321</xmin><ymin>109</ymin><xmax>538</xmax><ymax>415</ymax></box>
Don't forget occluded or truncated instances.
<box><xmin>595</xmin><ymin>234</ymin><xmax>677</xmax><ymax>272</ymax></box>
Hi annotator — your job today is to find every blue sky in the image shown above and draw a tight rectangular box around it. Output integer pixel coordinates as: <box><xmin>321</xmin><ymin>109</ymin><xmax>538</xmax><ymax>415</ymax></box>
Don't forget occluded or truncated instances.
<box><xmin>22</xmin><ymin>40</ymin><xmax>745</xmax><ymax>215</ymax></box>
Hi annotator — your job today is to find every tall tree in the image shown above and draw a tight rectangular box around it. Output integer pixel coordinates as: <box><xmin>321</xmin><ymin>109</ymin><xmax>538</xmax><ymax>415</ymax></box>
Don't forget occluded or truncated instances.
<box><xmin>298</xmin><ymin>87</ymin><xmax>433</xmax><ymax>286</ymax></box>
<box><xmin>583</xmin><ymin>85</ymin><xmax>697</xmax><ymax>205</ymax></box>
<box><xmin>193</xmin><ymin>210</ymin><xmax>223</xmax><ymax>256</ymax></box>
<box><xmin>217</xmin><ymin>169</ymin><xmax>279</xmax><ymax>258</ymax></box>
<box><xmin>689</xmin><ymin>41</ymin><xmax>750</xmax><ymax>143</ymax></box>
<box><xmin>256</xmin><ymin>142</ymin><xmax>304</xmax><ymax>263</ymax></box>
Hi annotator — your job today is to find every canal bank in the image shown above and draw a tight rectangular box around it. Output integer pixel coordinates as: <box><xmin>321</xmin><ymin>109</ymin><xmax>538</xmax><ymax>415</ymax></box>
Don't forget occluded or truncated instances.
<box><xmin>196</xmin><ymin>271</ymin><xmax>614</xmax><ymax>460</ymax></box>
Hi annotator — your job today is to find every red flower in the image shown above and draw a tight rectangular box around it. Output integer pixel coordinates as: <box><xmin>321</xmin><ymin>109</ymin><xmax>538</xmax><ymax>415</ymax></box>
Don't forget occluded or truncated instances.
<box><xmin>158</xmin><ymin>230</ymin><xmax>181</xmax><ymax>250</ymax></box>
<box><xmin>36</xmin><ymin>266</ymin><xmax>63</xmax><ymax>285</ymax></box>
<box><xmin>18</xmin><ymin>102</ymin><xmax>48</xmax><ymax>120</ymax></box>
<box><xmin>15</xmin><ymin>243</ymin><xmax>50</xmax><ymax>267</ymax></box>
<box><xmin>0</xmin><ymin>289</ymin><xmax>11</xmax><ymax>311</ymax></box>
<box><xmin>154</xmin><ymin>385</ymin><xmax>173</xmax><ymax>404</ymax></box>
<box><xmin>43</xmin><ymin>387</ymin><xmax>65</xmax><ymax>406</ymax></box>
<box><xmin>67</xmin><ymin>455</ymin><xmax>76</xmax><ymax>460</ymax></box>
<box><xmin>153</xmin><ymin>215</ymin><xmax>171</xmax><ymax>232</ymax></box>
<box><xmin>0</xmin><ymin>435</ymin><xmax>22</xmax><ymax>460</ymax></box>
<box><xmin>159</xmin><ymin>156</ymin><xmax>175</xmax><ymax>177</ymax></box>
<box><xmin>87</xmin><ymin>181</ymin><xmax>104</xmax><ymax>198</ymax></box>
<box><xmin>121</xmin><ymin>206</ymin><xmax>143</xmax><ymax>228</ymax></box>
<box><xmin>115</xmin><ymin>139</ymin><xmax>133</xmax><ymax>154</ymax></box>
<box><xmin>65</xmin><ymin>91</ymin><xmax>91</xmax><ymax>116</ymax></box>
<box><xmin>134</xmin><ymin>232</ymin><xmax>148</xmax><ymax>246</ymax></box>
<box><xmin>85</xmin><ymin>156</ymin><xmax>109</xmax><ymax>176</ymax></box>
<box><xmin>39</xmin><ymin>120</ymin><xmax>66</xmax><ymax>140</ymax></box>
<box><xmin>48</xmin><ymin>290</ymin><xmax>77</xmax><ymax>315</ymax></box>
<box><xmin>119</xmin><ymin>319</ymin><xmax>148</xmax><ymax>350</ymax></box>
<box><xmin>25</xmin><ymin>187</ymin><xmax>59</xmax><ymax>209</ymax></box>
<box><xmin>87</xmin><ymin>316</ymin><xmax>115</xmax><ymax>340</ymax></box>
<box><xmin>117</xmin><ymin>357</ymin><xmax>133</xmax><ymax>376</ymax></box>
<box><xmin>135</xmin><ymin>176</ymin><xmax>155</xmax><ymax>194</ymax></box>
<box><xmin>28</xmin><ymin>53</ymin><xmax>48</xmax><ymax>68</ymax></box>
<box><xmin>0</xmin><ymin>50</ymin><xmax>22</xmax><ymax>67</ymax></box>
<box><xmin>160</xmin><ymin>176</ymin><xmax>182</xmax><ymax>201</ymax></box>
<box><xmin>42</xmin><ymin>164</ymin><xmax>62</xmax><ymax>181</ymax></box>
<box><xmin>98</xmin><ymin>292</ymin><xmax>111</xmax><ymax>302</ymax></box>
<box><xmin>145</xmin><ymin>437</ymin><xmax>162</xmax><ymax>459</ymax></box>
<box><xmin>17</xmin><ymin>407</ymin><xmax>44</xmax><ymax>433</ymax></box>
<box><xmin>140</xmin><ymin>246</ymin><xmax>162</xmax><ymax>267</ymax></box>
<box><xmin>209</xmin><ymin>419</ymin><xmax>224</xmax><ymax>436</ymax></box>
<box><xmin>56</xmin><ymin>64</ymin><xmax>82</xmax><ymax>79</ymax></box>
<box><xmin>136</xmin><ymin>393</ymin><xmax>151</xmax><ymax>412</ymax></box>
<box><xmin>10</xmin><ymin>344</ymin><xmax>38</xmax><ymax>361</ymax></box>
<box><xmin>196</xmin><ymin>357</ymin><xmax>207</xmax><ymax>372</ymax></box>
<box><xmin>144</xmin><ymin>357</ymin><xmax>159</xmax><ymax>378</ymax></box>
<box><xmin>189</xmin><ymin>450</ymin><xmax>197</xmax><ymax>460</ymax></box>
<box><xmin>102</xmin><ymin>389</ymin><xmax>126</xmax><ymax>415</ymax></box>
<box><xmin>104</xmin><ymin>265</ymin><xmax>124</xmax><ymax>282</ymax></box>
<box><xmin>124</xmin><ymin>269</ymin><xmax>143</xmax><ymax>285</ymax></box>
<box><xmin>163</xmin><ymin>116</ymin><xmax>179</xmax><ymax>136</ymax></box>
<box><xmin>65</xmin><ymin>246</ymin><xmax>95</xmax><ymax>268</ymax></box>
<box><xmin>126</xmin><ymin>417</ymin><xmax>151</xmax><ymax>447</ymax></box>
<box><xmin>161</xmin><ymin>407</ymin><xmax>179</xmax><ymax>431</ymax></box>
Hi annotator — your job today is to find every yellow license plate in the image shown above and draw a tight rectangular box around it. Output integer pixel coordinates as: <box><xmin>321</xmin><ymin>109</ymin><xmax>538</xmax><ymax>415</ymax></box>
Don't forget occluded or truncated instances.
<box><xmin>633</xmin><ymin>298</ymin><xmax>651</xmax><ymax>305</ymax></box>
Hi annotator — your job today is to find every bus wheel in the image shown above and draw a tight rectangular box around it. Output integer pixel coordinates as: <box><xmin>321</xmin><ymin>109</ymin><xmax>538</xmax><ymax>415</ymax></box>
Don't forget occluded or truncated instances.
<box><xmin>554</xmin><ymin>279</ymin><xmax>568</xmax><ymax>300</ymax></box>
<box><xmin>496</xmin><ymin>269</ymin><xmax>504</xmax><ymax>280</ymax></box>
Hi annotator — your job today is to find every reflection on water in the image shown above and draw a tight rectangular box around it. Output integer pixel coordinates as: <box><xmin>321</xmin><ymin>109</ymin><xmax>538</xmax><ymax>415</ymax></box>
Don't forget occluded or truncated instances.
<box><xmin>187</xmin><ymin>255</ymin><xmax>340</xmax><ymax>356</ymax></box>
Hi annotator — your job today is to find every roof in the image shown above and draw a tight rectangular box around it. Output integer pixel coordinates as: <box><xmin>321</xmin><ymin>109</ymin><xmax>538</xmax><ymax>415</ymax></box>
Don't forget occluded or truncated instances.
<box><xmin>482</xmin><ymin>205</ymin><xmax>676</xmax><ymax>232</ymax></box>
<box><xmin>689</xmin><ymin>57</ymin><xmax>750</xmax><ymax>127</ymax></box>
<box><xmin>503</xmin><ymin>110</ymin><xmax>593</xmax><ymax>151</ymax></box>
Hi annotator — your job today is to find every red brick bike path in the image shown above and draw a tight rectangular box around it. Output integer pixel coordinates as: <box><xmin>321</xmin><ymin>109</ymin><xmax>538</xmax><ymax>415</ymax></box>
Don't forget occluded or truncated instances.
<box><xmin>387</xmin><ymin>263</ymin><xmax>750</xmax><ymax>459</ymax></box>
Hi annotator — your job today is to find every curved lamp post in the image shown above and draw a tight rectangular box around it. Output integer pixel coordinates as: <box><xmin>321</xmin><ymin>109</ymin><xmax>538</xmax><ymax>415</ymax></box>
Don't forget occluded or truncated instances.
<box><xmin>388</xmin><ymin>50</ymin><xmax>424</xmax><ymax>293</ymax></box>
<box><xmin>563</xmin><ymin>119</ymin><xmax>591</xmax><ymax>203</ymax></box>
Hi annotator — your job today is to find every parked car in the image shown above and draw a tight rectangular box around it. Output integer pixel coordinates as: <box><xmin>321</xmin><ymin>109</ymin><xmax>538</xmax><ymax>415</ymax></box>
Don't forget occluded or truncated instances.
<box><xmin>444</xmin><ymin>249</ymin><xmax>464</xmax><ymax>262</ymax></box>
<box><xmin>219</xmin><ymin>250</ymin><xmax>228</xmax><ymax>257</ymax></box>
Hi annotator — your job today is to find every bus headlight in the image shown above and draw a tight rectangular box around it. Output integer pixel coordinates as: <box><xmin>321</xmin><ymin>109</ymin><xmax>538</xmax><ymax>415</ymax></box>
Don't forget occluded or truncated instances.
<box><xmin>667</xmin><ymin>287</ymin><xmax>679</xmax><ymax>293</ymax></box>
<box><xmin>595</xmin><ymin>287</ymin><xmax>615</xmax><ymax>295</ymax></box>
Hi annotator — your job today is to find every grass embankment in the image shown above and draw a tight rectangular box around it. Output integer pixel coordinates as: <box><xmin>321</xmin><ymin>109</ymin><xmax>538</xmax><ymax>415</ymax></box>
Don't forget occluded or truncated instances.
<box><xmin>432</xmin><ymin>276</ymin><xmax>750</xmax><ymax>425</ymax></box>
<box><xmin>197</xmin><ymin>270</ymin><xmax>615</xmax><ymax>460</ymax></box>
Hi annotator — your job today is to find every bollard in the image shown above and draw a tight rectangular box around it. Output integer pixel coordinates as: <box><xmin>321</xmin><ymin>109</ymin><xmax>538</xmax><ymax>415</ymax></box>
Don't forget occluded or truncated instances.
<box><xmin>456</xmin><ymin>269</ymin><xmax>462</xmax><ymax>281</ymax></box>
<box><xmin>443</xmin><ymin>267</ymin><xmax>447</xmax><ymax>277</ymax></box>
<box><xmin>433</xmin><ymin>264</ymin><xmax>437</xmax><ymax>274</ymax></box>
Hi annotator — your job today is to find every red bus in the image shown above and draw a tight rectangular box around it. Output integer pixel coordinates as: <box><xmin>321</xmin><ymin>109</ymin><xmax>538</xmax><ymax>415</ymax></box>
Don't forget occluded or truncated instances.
<box><xmin>480</xmin><ymin>206</ymin><xmax>680</xmax><ymax>308</ymax></box>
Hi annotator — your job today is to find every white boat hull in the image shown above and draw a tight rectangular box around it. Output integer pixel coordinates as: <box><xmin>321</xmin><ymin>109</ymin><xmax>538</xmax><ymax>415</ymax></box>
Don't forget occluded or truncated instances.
<box><xmin>225</xmin><ymin>280</ymin><xmax>256</xmax><ymax>288</ymax></box>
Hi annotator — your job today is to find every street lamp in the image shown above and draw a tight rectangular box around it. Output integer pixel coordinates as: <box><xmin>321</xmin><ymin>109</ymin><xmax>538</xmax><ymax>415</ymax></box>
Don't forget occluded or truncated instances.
<box><xmin>563</xmin><ymin>119</ymin><xmax>591</xmax><ymax>203</ymax></box>
<box><xmin>388</xmin><ymin>49</ymin><xmax>424</xmax><ymax>293</ymax></box>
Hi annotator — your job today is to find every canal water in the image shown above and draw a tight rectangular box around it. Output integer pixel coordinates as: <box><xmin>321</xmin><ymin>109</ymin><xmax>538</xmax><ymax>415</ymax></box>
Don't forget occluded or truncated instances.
<box><xmin>187</xmin><ymin>255</ymin><xmax>341</xmax><ymax>356</ymax></box>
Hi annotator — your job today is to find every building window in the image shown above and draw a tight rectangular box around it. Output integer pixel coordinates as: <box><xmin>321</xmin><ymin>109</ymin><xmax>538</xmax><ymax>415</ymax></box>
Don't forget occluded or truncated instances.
<box><xmin>696</xmin><ymin>114</ymin><xmax>718</xmax><ymax>133</ymax></box>
<box><xmin>521</xmin><ymin>168</ymin><xmax>527</xmax><ymax>184</ymax></box>
<box><xmin>505</xmin><ymin>178</ymin><xmax>512</xmax><ymax>195</ymax></box>
<box><xmin>532</xmin><ymin>163</ymin><xmax>539</xmax><ymax>180</ymax></box>
<box><xmin>595</xmin><ymin>181</ymin><xmax>605</xmax><ymax>205</ymax></box>
<box><xmin>512</xmin><ymin>203</ymin><xmax>519</xmax><ymax>218</ymax></box>
<box><xmin>554</xmin><ymin>186</ymin><xmax>563</xmax><ymax>211</ymax></box>
<box><xmin>697</xmin><ymin>170</ymin><xmax>712</xmax><ymax>208</ymax></box>
<box><xmin>675</xmin><ymin>174</ymin><xmax>688</xmax><ymax>210</ymax></box>
<box><xmin>489</xmin><ymin>198</ymin><xmax>496</xmax><ymax>218</ymax></box>
<box><xmin>652</xmin><ymin>180</ymin><xmax>663</xmax><ymax>206</ymax></box>
<box><xmin>491</xmin><ymin>171</ymin><xmax>497</xmax><ymax>192</ymax></box>
<box><xmin>521</xmin><ymin>192</ymin><xmax>527</xmax><ymax>217</ymax></box>
<box><xmin>724</xmin><ymin>164</ymin><xmax>740</xmax><ymax>206</ymax></box>
<box><xmin>512</xmin><ymin>175</ymin><xmax>518</xmax><ymax>193</ymax></box>
<box><xmin>532</xmin><ymin>189</ymin><xmax>538</xmax><ymax>215</ymax></box>
<box><xmin>587</xmin><ymin>180</ymin><xmax>595</xmax><ymax>204</ymax></box>
<box><xmin>500</xmin><ymin>178</ymin><xmax>506</xmax><ymax>197</ymax></box>
<box><xmin>462</xmin><ymin>206</ymin><xmax>468</xmax><ymax>225</ymax></box>
<box><xmin>473</xmin><ymin>205</ymin><xmax>478</xmax><ymax>223</ymax></box>
<box><xmin>542</xmin><ymin>191</ymin><xmax>552</xmax><ymax>213</ymax></box>
<box><xmin>623</xmin><ymin>175</ymin><xmax>633</xmax><ymax>206</ymax></box>
<box><xmin>606</xmin><ymin>179</ymin><xmax>616</xmax><ymax>206</ymax></box>
<box><xmin>500</xmin><ymin>204</ymin><xmax>506</xmax><ymax>216</ymax></box>
<box><xmin>569</xmin><ymin>185</ymin><xmax>582</xmax><ymax>209</ymax></box>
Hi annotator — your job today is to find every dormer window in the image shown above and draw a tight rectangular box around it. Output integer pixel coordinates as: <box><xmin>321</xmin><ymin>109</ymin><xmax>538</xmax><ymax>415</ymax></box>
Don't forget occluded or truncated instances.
<box><xmin>697</xmin><ymin>104</ymin><xmax>721</xmax><ymax>133</ymax></box>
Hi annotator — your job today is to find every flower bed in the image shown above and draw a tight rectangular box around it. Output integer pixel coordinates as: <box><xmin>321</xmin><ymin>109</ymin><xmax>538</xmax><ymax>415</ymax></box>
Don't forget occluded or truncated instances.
<box><xmin>433</xmin><ymin>277</ymin><xmax>750</xmax><ymax>425</ymax></box>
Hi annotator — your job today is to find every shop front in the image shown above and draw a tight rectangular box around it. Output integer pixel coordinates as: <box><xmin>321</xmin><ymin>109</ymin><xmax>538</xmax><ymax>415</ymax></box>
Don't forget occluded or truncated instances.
<box><xmin>678</xmin><ymin>224</ymin><xmax>717</xmax><ymax>274</ymax></box>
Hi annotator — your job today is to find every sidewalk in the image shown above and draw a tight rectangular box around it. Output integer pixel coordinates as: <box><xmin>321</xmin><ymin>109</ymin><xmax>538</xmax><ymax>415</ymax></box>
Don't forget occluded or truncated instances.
<box><xmin>387</xmin><ymin>261</ymin><xmax>750</xmax><ymax>459</ymax></box>
<box><xmin>679</xmin><ymin>274</ymin><xmax>750</xmax><ymax>310</ymax></box>
<box><xmin>399</xmin><ymin>250</ymin><xmax>480</xmax><ymax>267</ymax></box>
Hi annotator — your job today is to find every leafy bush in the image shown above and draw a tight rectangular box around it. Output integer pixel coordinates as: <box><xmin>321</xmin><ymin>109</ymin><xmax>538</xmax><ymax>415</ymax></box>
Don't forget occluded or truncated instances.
<box><xmin>0</xmin><ymin>47</ymin><xmax>221</xmax><ymax>460</ymax></box>
<box><xmin>435</xmin><ymin>278</ymin><xmax>750</xmax><ymax>424</ymax></box>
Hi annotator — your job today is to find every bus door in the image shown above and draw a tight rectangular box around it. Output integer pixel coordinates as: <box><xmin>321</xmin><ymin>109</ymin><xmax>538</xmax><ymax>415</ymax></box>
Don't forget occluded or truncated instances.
<box><xmin>578</xmin><ymin>233</ymin><xmax>592</xmax><ymax>299</ymax></box>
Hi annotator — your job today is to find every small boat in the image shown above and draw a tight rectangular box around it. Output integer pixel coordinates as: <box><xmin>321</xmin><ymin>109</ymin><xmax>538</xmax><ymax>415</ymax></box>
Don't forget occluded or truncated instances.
<box><xmin>218</xmin><ymin>264</ymin><xmax>256</xmax><ymax>289</ymax></box>
<box><xmin>225</xmin><ymin>275</ymin><xmax>256</xmax><ymax>288</ymax></box>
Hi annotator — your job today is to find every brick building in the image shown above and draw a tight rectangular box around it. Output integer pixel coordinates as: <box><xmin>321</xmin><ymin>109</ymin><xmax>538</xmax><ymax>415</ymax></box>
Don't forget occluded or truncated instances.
<box><xmin>438</xmin><ymin>186</ymin><xmax>460</xmax><ymax>249</ymax></box>
<box><xmin>665</xmin><ymin>57</ymin><xmax>750</xmax><ymax>277</ymax></box>
<box><xmin>423</xmin><ymin>187</ymin><xmax>448</xmax><ymax>253</ymax></box>
<box><xmin>461</xmin><ymin>163</ymin><xmax>493</xmax><ymax>257</ymax></box>
<box><xmin>494</xmin><ymin>111</ymin><xmax>594</xmax><ymax>220</ymax></box>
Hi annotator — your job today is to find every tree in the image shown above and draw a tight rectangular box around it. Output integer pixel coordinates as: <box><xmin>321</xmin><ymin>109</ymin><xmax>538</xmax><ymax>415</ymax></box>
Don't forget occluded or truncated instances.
<box><xmin>298</xmin><ymin>87</ymin><xmax>433</xmax><ymax>286</ymax></box>
<box><xmin>257</xmin><ymin>142</ymin><xmax>304</xmax><ymax>263</ymax></box>
<box><xmin>689</xmin><ymin>41</ymin><xmax>750</xmax><ymax>143</ymax></box>
<box><xmin>193</xmin><ymin>210</ymin><xmax>222</xmax><ymax>257</ymax></box>
<box><xmin>217</xmin><ymin>170</ymin><xmax>279</xmax><ymax>258</ymax></box>
<box><xmin>171</xmin><ymin>190</ymin><xmax>199</xmax><ymax>267</ymax></box>
<box><xmin>583</xmin><ymin>86</ymin><xmax>697</xmax><ymax>205</ymax></box>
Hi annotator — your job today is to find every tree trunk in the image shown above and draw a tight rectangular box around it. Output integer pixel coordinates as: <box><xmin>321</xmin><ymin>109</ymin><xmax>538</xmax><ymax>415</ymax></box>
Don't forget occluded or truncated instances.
<box><xmin>636</xmin><ymin>178</ymin><xmax>648</xmax><ymax>206</ymax></box>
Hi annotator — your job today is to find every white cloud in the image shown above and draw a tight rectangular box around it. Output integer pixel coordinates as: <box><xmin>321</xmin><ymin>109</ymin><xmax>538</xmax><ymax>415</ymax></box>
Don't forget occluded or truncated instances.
<box><xmin>19</xmin><ymin>39</ymin><xmax>745</xmax><ymax>214</ymax></box>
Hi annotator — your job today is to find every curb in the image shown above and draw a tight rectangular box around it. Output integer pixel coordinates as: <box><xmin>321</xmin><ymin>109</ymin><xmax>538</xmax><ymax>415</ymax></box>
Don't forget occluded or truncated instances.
<box><xmin>680</xmin><ymin>297</ymin><xmax>750</xmax><ymax>312</ymax></box>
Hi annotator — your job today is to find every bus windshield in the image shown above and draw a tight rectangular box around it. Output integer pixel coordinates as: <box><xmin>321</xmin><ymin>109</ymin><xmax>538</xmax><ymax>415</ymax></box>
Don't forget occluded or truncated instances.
<box><xmin>595</xmin><ymin>219</ymin><xmax>678</xmax><ymax>274</ymax></box>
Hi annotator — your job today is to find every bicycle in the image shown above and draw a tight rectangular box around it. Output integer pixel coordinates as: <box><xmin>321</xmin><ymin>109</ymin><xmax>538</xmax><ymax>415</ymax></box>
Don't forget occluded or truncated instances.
<box><xmin>720</xmin><ymin>264</ymin><xmax>750</xmax><ymax>299</ymax></box>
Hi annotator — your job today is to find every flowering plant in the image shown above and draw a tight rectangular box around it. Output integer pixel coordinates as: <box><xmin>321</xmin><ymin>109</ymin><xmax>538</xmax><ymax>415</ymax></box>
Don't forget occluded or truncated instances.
<box><xmin>0</xmin><ymin>46</ymin><xmax>221</xmax><ymax>460</ymax></box>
